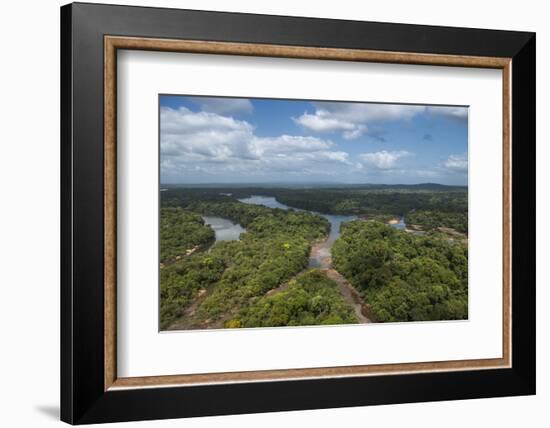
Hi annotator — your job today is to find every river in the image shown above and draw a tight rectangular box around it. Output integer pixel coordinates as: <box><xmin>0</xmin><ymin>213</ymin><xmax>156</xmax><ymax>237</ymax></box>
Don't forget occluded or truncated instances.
<box><xmin>203</xmin><ymin>195</ymin><xmax>405</xmax><ymax>267</ymax></box>
<box><xmin>238</xmin><ymin>195</ymin><xmax>376</xmax><ymax>322</ymax></box>
<box><xmin>200</xmin><ymin>196</ymin><xmax>355</xmax><ymax>269</ymax></box>
<box><xmin>238</xmin><ymin>195</ymin><xmax>356</xmax><ymax>268</ymax></box>
<box><xmin>203</xmin><ymin>195</ymin><xmax>392</xmax><ymax>324</ymax></box>
<box><xmin>202</xmin><ymin>216</ymin><xmax>246</xmax><ymax>242</ymax></box>
<box><xmin>238</xmin><ymin>195</ymin><xmax>357</xmax><ymax>239</ymax></box>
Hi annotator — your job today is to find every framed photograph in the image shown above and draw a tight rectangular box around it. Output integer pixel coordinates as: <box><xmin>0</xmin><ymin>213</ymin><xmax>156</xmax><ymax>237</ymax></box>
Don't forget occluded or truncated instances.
<box><xmin>61</xmin><ymin>2</ymin><xmax>535</xmax><ymax>424</ymax></box>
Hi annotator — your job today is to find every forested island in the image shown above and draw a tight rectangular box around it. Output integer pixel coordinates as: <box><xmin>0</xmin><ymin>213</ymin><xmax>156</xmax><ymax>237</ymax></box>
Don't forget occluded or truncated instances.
<box><xmin>159</xmin><ymin>184</ymin><xmax>468</xmax><ymax>330</ymax></box>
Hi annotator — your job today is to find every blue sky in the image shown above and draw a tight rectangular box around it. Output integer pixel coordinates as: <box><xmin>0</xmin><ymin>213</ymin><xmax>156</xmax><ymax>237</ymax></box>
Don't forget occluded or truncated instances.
<box><xmin>160</xmin><ymin>95</ymin><xmax>468</xmax><ymax>185</ymax></box>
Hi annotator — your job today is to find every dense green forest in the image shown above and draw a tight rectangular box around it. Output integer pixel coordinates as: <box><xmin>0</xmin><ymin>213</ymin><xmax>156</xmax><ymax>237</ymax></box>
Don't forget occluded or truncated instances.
<box><xmin>187</xmin><ymin>200</ymin><xmax>329</xmax><ymax>239</ymax></box>
<box><xmin>159</xmin><ymin>185</ymin><xmax>469</xmax><ymax>329</ymax></box>
<box><xmin>161</xmin><ymin>184</ymin><xmax>467</xmax><ymax>232</ymax></box>
<box><xmin>160</xmin><ymin>208</ymin><xmax>215</xmax><ymax>263</ymax></box>
<box><xmin>332</xmin><ymin>221</ymin><xmax>468</xmax><ymax>322</ymax></box>
<box><xmin>160</xmin><ymin>252</ymin><xmax>226</xmax><ymax>329</ymax></box>
<box><xmin>405</xmin><ymin>210</ymin><xmax>468</xmax><ymax>233</ymax></box>
<box><xmin>226</xmin><ymin>270</ymin><xmax>358</xmax><ymax>328</ymax></box>
<box><xmin>267</xmin><ymin>188</ymin><xmax>467</xmax><ymax>220</ymax></box>
<box><xmin>160</xmin><ymin>201</ymin><xmax>330</xmax><ymax>329</ymax></box>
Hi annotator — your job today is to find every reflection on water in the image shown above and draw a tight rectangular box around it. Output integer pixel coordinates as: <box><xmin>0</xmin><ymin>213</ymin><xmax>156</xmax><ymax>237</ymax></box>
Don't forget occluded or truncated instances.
<box><xmin>202</xmin><ymin>216</ymin><xmax>246</xmax><ymax>242</ymax></box>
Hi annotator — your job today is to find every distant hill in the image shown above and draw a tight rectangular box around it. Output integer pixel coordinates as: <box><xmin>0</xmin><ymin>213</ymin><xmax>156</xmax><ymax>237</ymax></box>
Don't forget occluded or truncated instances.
<box><xmin>350</xmin><ymin>183</ymin><xmax>468</xmax><ymax>191</ymax></box>
<box><xmin>161</xmin><ymin>182</ymin><xmax>467</xmax><ymax>191</ymax></box>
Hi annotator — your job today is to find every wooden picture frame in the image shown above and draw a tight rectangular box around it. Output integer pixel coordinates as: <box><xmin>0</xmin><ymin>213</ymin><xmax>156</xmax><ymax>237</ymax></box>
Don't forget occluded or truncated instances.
<box><xmin>61</xmin><ymin>2</ymin><xmax>535</xmax><ymax>424</ymax></box>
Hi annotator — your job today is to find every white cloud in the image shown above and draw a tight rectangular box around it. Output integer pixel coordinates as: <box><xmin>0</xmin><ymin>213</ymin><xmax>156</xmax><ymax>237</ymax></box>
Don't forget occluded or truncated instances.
<box><xmin>343</xmin><ymin>125</ymin><xmax>368</xmax><ymax>140</ymax></box>
<box><xmin>427</xmin><ymin>106</ymin><xmax>468</xmax><ymax>121</ymax></box>
<box><xmin>293</xmin><ymin>103</ymin><xmax>425</xmax><ymax>139</ymax></box>
<box><xmin>293</xmin><ymin>102</ymin><xmax>467</xmax><ymax>139</ymax></box>
<box><xmin>252</xmin><ymin>134</ymin><xmax>333</xmax><ymax>156</ymax></box>
<box><xmin>292</xmin><ymin>109</ymin><xmax>363</xmax><ymax>137</ymax></box>
<box><xmin>160</xmin><ymin>106</ymin><xmax>352</xmax><ymax>182</ymax></box>
<box><xmin>160</xmin><ymin>106</ymin><xmax>257</xmax><ymax>162</ymax></box>
<box><xmin>314</xmin><ymin>102</ymin><xmax>424</xmax><ymax>122</ymax></box>
<box><xmin>190</xmin><ymin>97</ymin><xmax>254</xmax><ymax>115</ymax></box>
<box><xmin>359</xmin><ymin>150</ymin><xmax>412</xmax><ymax>169</ymax></box>
<box><xmin>444</xmin><ymin>153</ymin><xmax>468</xmax><ymax>171</ymax></box>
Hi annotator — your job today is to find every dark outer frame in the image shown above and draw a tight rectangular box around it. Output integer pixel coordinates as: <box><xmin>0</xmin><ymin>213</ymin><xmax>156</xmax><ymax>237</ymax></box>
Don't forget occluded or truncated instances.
<box><xmin>61</xmin><ymin>2</ymin><xmax>536</xmax><ymax>424</ymax></box>
<box><xmin>104</xmin><ymin>36</ymin><xmax>512</xmax><ymax>389</ymax></box>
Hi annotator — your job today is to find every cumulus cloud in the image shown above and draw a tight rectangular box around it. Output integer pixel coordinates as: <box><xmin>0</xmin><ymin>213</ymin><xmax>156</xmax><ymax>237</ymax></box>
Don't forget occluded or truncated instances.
<box><xmin>427</xmin><ymin>106</ymin><xmax>468</xmax><ymax>121</ymax></box>
<box><xmin>292</xmin><ymin>107</ymin><xmax>368</xmax><ymax>139</ymax></box>
<box><xmin>444</xmin><ymin>153</ymin><xmax>468</xmax><ymax>171</ymax></box>
<box><xmin>293</xmin><ymin>102</ymin><xmax>425</xmax><ymax>139</ymax></box>
<box><xmin>160</xmin><ymin>106</ymin><xmax>256</xmax><ymax>161</ymax></box>
<box><xmin>252</xmin><ymin>134</ymin><xmax>333</xmax><ymax>156</ymax></box>
<box><xmin>359</xmin><ymin>150</ymin><xmax>412</xmax><ymax>169</ymax></box>
<box><xmin>189</xmin><ymin>97</ymin><xmax>254</xmax><ymax>115</ymax></box>
<box><xmin>314</xmin><ymin>102</ymin><xmax>423</xmax><ymax>122</ymax></box>
<box><xmin>160</xmin><ymin>106</ymin><xmax>353</xmax><ymax>182</ymax></box>
<box><xmin>293</xmin><ymin>102</ymin><xmax>468</xmax><ymax>139</ymax></box>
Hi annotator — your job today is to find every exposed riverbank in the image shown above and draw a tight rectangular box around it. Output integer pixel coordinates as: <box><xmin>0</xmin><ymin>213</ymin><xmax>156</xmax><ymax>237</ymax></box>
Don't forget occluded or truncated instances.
<box><xmin>238</xmin><ymin>195</ymin><xmax>373</xmax><ymax>324</ymax></box>
<box><xmin>179</xmin><ymin>196</ymin><xmax>404</xmax><ymax>326</ymax></box>
<box><xmin>323</xmin><ymin>268</ymin><xmax>373</xmax><ymax>323</ymax></box>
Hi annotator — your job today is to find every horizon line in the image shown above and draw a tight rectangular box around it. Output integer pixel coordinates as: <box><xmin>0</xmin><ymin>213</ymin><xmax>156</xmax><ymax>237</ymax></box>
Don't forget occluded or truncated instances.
<box><xmin>160</xmin><ymin>182</ymin><xmax>468</xmax><ymax>187</ymax></box>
